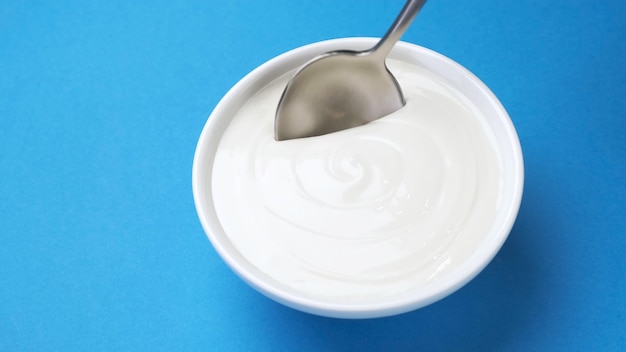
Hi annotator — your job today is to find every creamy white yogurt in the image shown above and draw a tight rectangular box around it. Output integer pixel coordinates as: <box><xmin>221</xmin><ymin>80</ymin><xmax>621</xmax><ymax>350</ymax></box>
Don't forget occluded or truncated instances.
<box><xmin>212</xmin><ymin>59</ymin><xmax>503</xmax><ymax>300</ymax></box>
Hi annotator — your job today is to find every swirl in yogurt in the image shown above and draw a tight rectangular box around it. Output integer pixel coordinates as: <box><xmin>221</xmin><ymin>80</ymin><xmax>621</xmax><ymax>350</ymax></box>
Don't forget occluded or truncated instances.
<box><xmin>212</xmin><ymin>59</ymin><xmax>502</xmax><ymax>300</ymax></box>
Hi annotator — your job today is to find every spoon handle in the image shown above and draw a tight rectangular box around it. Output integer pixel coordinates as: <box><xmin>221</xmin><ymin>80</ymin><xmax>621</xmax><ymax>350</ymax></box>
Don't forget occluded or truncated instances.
<box><xmin>371</xmin><ymin>0</ymin><xmax>427</xmax><ymax>61</ymax></box>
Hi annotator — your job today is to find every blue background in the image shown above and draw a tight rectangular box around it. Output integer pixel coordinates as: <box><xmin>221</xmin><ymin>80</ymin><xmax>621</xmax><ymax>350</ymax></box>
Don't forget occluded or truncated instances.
<box><xmin>1</xmin><ymin>0</ymin><xmax>624</xmax><ymax>350</ymax></box>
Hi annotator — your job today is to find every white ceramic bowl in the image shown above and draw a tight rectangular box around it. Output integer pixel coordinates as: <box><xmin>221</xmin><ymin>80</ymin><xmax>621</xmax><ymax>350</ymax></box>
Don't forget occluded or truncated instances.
<box><xmin>192</xmin><ymin>38</ymin><xmax>524</xmax><ymax>319</ymax></box>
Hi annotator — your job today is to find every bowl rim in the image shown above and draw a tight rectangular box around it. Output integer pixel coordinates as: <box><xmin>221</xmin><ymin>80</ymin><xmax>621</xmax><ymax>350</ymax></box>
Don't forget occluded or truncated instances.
<box><xmin>192</xmin><ymin>37</ymin><xmax>524</xmax><ymax>319</ymax></box>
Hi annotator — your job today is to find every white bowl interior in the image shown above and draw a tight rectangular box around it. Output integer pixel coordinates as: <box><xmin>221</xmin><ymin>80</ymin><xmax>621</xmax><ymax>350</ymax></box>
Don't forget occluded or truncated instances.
<box><xmin>192</xmin><ymin>38</ymin><xmax>523</xmax><ymax>319</ymax></box>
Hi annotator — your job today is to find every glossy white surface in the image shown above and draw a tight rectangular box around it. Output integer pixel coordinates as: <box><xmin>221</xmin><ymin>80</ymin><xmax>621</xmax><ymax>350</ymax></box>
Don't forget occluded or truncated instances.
<box><xmin>192</xmin><ymin>38</ymin><xmax>523</xmax><ymax>318</ymax></box>
<box><xmin>212</xmin><ymin>59</ymin><xmax>502</xmax><ymax>301</ymax></box>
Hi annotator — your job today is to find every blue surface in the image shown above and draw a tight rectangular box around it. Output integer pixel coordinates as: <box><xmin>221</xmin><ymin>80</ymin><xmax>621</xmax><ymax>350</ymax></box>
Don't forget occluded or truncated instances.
<box><xmin>1</xmin><ymin>0</ymin><xmax>625</xmax><ymax>350</ymax></box>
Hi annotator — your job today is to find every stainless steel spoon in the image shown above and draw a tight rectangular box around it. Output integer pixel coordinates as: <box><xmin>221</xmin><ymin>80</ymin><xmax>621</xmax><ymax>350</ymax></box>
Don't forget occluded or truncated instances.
<box><xmin>275</xmin><ymin>0</ymin><xmax>427</xmax><ymax>141</ymax></box>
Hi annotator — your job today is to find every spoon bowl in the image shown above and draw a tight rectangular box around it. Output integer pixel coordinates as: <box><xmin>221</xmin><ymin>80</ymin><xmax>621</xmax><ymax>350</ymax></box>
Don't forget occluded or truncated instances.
<box><xmin>275</xmin><ymin>0</ymin><xmax>427</xmax><ymax>140</ymax></box>
<box><xmin>275</xmin><ymin>51</ymin><xmax>404</xmax><ymax>139</ymax></box>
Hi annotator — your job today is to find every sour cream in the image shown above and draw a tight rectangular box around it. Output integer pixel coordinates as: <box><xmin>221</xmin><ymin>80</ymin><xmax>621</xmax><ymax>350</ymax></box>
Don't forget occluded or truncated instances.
<box><xmin>212</xmin><ymin>59</ymin><xmax>503</xmax><ymax>300</ymax></box>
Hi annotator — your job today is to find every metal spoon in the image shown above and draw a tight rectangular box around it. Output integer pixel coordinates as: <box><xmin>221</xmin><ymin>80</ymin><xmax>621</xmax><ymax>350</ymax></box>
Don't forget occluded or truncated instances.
<box><xmin>274</xmin><ymin>0</ymin><xmax>427</xmax><ymax>141</ymax></box>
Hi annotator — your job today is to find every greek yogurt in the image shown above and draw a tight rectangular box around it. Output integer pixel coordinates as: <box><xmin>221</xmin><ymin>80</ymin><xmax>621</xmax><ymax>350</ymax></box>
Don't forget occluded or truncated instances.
<box><xmin>211</xmin><ymin>59</ymin><xmax>503</xmax><ymax>301</ymax></box>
